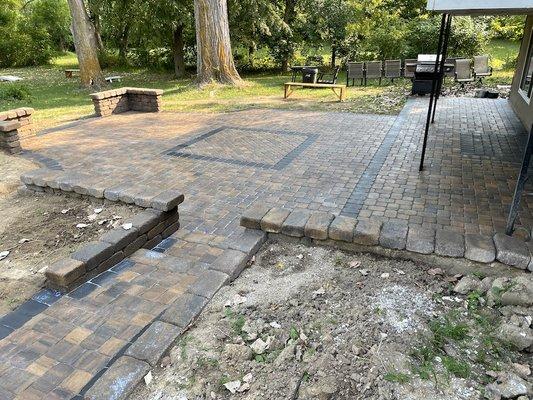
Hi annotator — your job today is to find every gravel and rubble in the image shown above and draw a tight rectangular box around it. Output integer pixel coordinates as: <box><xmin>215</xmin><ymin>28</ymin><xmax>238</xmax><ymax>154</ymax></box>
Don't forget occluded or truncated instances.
<box><xmin>131</xmin><ymin>239</ymin><xmax>532</xmax><ymax>400</ymax></box>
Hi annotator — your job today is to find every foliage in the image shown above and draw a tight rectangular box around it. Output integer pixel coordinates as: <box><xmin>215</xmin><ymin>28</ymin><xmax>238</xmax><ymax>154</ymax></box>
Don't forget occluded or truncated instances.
<box><xmin>0</xmin><ymin>84</ymin><xmax>32</xmax><ymax>102</ymax></box>
<box><xmin>0</xmin><ymin>0</ymin><xmax>71</xmax><ymax>67</ymax></box>
<box><xmin>489</xmin><ymin>16</ymin><xmax>526</xmax><ymax>42</ymax></box>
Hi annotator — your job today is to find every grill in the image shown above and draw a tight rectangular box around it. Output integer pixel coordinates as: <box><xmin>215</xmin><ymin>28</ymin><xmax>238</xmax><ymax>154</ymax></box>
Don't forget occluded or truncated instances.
<box><xmin>410</xmin><ymin>55</ymin><xmax>454</xmax><ymax>95</ymax></box>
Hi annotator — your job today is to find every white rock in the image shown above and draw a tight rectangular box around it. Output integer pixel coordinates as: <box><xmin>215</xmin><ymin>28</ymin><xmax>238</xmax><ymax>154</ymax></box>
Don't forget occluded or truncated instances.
<box><xmin>122</xmin><ymin>223</ymin><xmax>133</xmax><ymax>230</ymax></box>
<box><xmin>380</xmin><ymin>273</ymin><xmax>390</xmax><ymax>278</ymax></box>
<box><xmin>313</xmin><ymin>287</ymin><xmax>326</xmax><ymax>296</ymax></box>
<box><xmin>94</xmin><ymin>208</ymin><xmax>103</xmax><ymax>214</ymax></box>
<box><xmin>223</xmin><ymin>380</ymin><xmax>241</xmax><ymax>394</ymax></box>
<box><xmin>0</xmin><ymin>251</ymin><xmax>10</xmax><ymax>261</ymax></box>
<box><xmin>18</xmin><ymin>238</ymin><xmax>30</xmax><ymax>244</ymax></box>
<box><xmin>61</xmin><ymin>209</ymin><xmax>70</xmax><ymax>214</ymax></box>
<box><xmin>76</xmin><ymin>223</ymin><xmax>88</xmax><ymax>229</ymax></box>
<box><xmin>250</xmin><ymin>338</ymin><xmax>269</xmax><ymax>354</ymax></box>
<box><xmin>242</xmin><ymin>373</ymin><xmax>253</xmax><ymax>383</ymax></box>
<box><xmin>144</xmin><ymin>371</ymin><xmax>153</xmax><ymax>385</ymax></box>
<box><xmin>269</xmin><ymin>321</ymin><xmax>281</xmax><ymax>329</ymax></box>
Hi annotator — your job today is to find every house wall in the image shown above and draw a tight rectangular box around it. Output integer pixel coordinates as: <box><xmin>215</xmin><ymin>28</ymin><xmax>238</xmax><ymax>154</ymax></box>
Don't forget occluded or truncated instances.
<box><xmin>510</xmin><ymin>15</ymin><xmax>533</xmax><ymax>132</ymax></box>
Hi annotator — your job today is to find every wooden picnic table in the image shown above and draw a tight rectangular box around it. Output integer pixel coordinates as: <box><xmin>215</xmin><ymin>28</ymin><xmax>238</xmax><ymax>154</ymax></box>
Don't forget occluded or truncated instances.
<box><xmin>64</xmin><ymin>69</ymin><xmax>80</xmax><ymax>78</ymax></box>
<box><xmin>284</xmin><ymin>82</ymin><xmax>347</xmax><ymax>102</ymax></box>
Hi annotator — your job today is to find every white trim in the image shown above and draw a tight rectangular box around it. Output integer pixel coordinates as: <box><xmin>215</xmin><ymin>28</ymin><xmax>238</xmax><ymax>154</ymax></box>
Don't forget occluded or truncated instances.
<box><xmin>427</xmin><ymin>0</ymin><xmax>533</xmax><ymax>15</ymax></box>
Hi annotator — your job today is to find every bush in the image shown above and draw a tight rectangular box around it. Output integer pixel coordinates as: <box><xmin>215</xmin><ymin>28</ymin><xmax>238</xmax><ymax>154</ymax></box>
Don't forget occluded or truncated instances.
<box><xmin>489</xmin><ymin>16</ymin><xmax>526</xmax><ymax>42</ymax></box>
<box><xmin>0</xmin><ymin>84</ymin><xmax>32</xmax><ymax>102</ymax></box>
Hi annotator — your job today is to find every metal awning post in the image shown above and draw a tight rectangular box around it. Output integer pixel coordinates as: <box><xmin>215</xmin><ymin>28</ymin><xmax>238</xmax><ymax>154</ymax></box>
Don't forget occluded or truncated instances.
<box><xmin>419</xmin><ymin>13</ymin><xmax>450</xmax><ymax>172</ymax></box>
<box><xmin>431</xmin><ymin>15</ymin><xmax>452</xmax><ymax>124</ymax></box>
<box><xmin>506</xmin><ymin>125</ymin><xmax>533</xmax><ymax>235</ymax></box>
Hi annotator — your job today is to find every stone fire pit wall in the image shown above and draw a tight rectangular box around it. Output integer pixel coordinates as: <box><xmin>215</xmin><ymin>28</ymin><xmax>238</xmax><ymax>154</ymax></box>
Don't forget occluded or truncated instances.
<box><xmin>90</xmin><ymin>87</ymin><xmax>163</xmax><ymax>117</ymax></box>
<box><xmin>0</xmin><ymin>107</ymin><xmax>34</xmax><ymax>138</ymax></box>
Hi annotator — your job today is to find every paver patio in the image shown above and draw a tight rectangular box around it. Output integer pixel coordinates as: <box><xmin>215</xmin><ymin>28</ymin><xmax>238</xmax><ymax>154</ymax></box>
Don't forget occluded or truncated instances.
<box><xmin>0</xmin><ymin>96</ymin><xmax>531</xmax><ymax>399</ymax></box>
<box><xmin>21</xmin><ymin>96</ymin><xmax>533</xmax><ymax>236</ymax></box>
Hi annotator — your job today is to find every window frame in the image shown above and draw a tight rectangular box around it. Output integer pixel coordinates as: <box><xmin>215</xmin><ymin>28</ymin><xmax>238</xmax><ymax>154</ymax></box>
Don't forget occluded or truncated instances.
<box><xmin>519</xmin><ymin>28</ymin><xmax>533</xmax><ymax>102</ymax></box>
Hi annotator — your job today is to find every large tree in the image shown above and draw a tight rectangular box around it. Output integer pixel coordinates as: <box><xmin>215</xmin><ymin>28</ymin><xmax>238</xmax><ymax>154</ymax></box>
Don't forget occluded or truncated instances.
<box><xmin>67</xmin><ymin>0</ymin><xmax>104</xmax><ymax>86</ymax></box>
<box><xmin>194</xmin><ymin>0</ymin><xmax>242</xmax><ymax>85</ymax></box>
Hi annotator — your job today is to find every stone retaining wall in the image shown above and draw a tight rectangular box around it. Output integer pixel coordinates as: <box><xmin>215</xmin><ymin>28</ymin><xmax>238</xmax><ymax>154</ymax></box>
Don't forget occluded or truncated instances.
<box><xmin>0</xmin><ymin>120</ymin><xmax>22</xmax><ymax>154</ymax></box>
<box><xmin>0</xmin><ymin>107</ymin><xmax>34</xmax><ymax>138</ymax></box>
<box><xmin>90</xmin><ymin>87</ymin><xmax>163</xmax><ymax>117</ymax></box>
<box><xmin>241</xmin><ymin>204</ymin><xmax>533</xmax><ymax>276</ymax></box>
<box><xmin>20</xmin><ymin>167</ymin><xmax>184</xmax><ymax>290</ymax></box>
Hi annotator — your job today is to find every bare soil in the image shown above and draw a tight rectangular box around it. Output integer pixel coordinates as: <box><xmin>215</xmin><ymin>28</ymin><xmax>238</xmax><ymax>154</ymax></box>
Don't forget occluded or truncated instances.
<box><xmin>0</xmin><ymin>153</ymin><xmax>139</xmax><ymax>314</ymax></box>
<box><xmin>132</xmin><ymin>239</ymin><xmax>532</xmax><ymax>400</ymax></box>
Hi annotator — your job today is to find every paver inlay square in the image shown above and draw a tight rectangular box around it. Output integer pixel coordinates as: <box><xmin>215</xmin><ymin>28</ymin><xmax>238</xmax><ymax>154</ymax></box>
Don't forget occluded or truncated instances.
<box><xmin>165</xmin><ymin>126</ymin><xmax>316</xmax><ymax>169</ymax></box>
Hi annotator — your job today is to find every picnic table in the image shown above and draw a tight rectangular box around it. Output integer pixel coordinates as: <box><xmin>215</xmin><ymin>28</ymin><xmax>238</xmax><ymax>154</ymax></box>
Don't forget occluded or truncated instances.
<box><xmin>64</xmin><ymin>69</ymin><xmax>80</xmax><ymax>78</ymax></box>
<box><xmin>0</xmin><ymin>75</ymin><xmax>23</xmax><ymax>82</ymax></box>
<box><xmin>284</xmin><ymin>82</ymin><xmax>347</xmax><ymax>102</ymax></box>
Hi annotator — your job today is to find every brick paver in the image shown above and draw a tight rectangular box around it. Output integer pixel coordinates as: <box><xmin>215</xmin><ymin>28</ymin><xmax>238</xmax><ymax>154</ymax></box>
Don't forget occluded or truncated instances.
<box><xmin>1</xmin><ymin>96</ymin><xmax>531</xmax><ymax>398</ymax></box>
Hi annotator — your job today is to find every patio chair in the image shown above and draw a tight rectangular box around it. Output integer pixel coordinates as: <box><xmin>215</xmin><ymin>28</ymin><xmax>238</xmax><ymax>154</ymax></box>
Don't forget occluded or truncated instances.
<box><xmin>365</xmin><ymin>61</ymin><xmax>383</xmax><ymax>85</ymax></box>
<box><xmin>403</xmin><ymin>59</ymin><xmax>417</xmax><ymax>78</ymax></box>
<box><xmin>473</xmin><ymin>55</ymin><xmax>493</xmax><ymax>81</ymax></box>
<box><xmin>384</xmin><ymin>60</ymin><xmax>401</xmax><ymax>82</ymax></box>
<box><xmin>317</xmin><ymin>66</ymin><xmax>341</xmax><ymax>85</ymax></box>
<box><xmin>454</xmin><ymin>59</ymin><xmax>475</xmax><ymax>88</ymax></box>
<box><xmin>444</xmin><ymin>58</ymin><xmax>456</xmax><ymax>80</ymax></box>
<box><xmin>346</xmin><ymin>62</ymin><xmax>365</xmax><ymax>86</ymax></box>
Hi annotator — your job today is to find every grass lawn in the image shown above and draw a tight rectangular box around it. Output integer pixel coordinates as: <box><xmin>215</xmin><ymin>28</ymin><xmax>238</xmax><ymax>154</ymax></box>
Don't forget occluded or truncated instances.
<box><xmin>0</xmin><ymin>39</ymin><xmax>520</xmax><ymax>131</ymax></box>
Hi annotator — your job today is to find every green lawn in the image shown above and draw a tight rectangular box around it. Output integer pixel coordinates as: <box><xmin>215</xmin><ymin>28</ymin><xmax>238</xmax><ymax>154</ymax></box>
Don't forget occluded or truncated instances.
<box><xmin>0</xmin><ymin>39</ymin><xmax>520</xmax><ymax>131</ymax></box>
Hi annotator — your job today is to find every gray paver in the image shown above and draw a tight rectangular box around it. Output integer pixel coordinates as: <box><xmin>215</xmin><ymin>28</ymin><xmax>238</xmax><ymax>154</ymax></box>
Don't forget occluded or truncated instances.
<box><xmin>379</xmin><ymin>221</ymin><xmax>408</xmax><ymax>250</ymax></box>
<box><xmin>125</xmin><ymin>321</ymin><xmax>182</xmax><ymax>366</ymax></box>
<box><xmin>353</xmin><ymin>219</ymin><xmax>381</xmax><ymax>246</ymax></box>
<box><xmin>281</xmin><ymin>209</ymin><xmax>311</xmax><ymax>237</ymax></box>
<box><xmin>240</xmin><ymin>204</ymin><xmax>272</xmax><ymax>230</ymax></box>
<box><xmin>260</xmin><ymin>208</ymin><xmax>290</xmax><ymax>233</ymax></box>
<box><xmin>406</xmin><ymin>226</ymin><xmax>435</xmax><ymax>254</ymax></box>
<box><xmin>210</xmin><ymin>249</ymin><xmax>249</xmax><ymax>281</ymax></box>
<box><xmin>327</xmin><ymin>215</ymin><xmax>355</xmax><ymax>242</ymax></box>
<box><xmin>160</xmin><ymin>293</ymin><xmax>209</xmax><ymax>328</ymax></box>
<box><xmin>435</xmin><ymin>230</ymin><xmax>464</xmax><ymax>258</ymax></box>
<box><xmin>464</xmin><ymin>234</ymin><xmax>496</xmax><ymax>263</ymax></box>
<box><xmin>151</xmin><ymin>190</ymin><xmax>185</xmax><ymax>211</ymax></box>
<box><xmin>186</xmin><ymin>269</ymin><xmax>229</xmax><ymax>299</ymax></box>
<box><xmin>70</xmin><ymin>241</ymin><xmax>115</xmax><ymax>271</ymax></box>
<box><xmin>84</xmin><ymin>356</ymin><xmax>149</xmax><ymax>400</ymax></box>
<box><xmin>304</xmin><ymin>212</ymin><xmax>335</xmax><ymax>240</ymax></box>
<box><xmin>100</xmin><ymin>228</ymin><xmax>139</xmax><ymax>252</ymax></box>
<box><xmin>493</xmin><ymin>233</ymin><xmax>529</xmax><ymax>269</ymax></box>
<box><xmin>223</xmin><ymin>229</ymin><xmax>267</xmax><ymax>254</ymax></box>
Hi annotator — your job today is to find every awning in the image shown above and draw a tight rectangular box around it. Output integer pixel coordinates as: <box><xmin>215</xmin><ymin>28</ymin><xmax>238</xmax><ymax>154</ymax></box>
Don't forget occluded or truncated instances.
<box><xmin>427</xmin><ymin>0</ymin><xmax>533</xmax><ymax>15</ymax></box>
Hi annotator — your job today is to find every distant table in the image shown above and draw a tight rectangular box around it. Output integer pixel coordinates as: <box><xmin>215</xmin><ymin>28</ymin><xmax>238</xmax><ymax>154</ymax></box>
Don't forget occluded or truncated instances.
<box><xmin>64</xmin><ymin>69</ymin><xmax>80</xmax><ymax>78</ymax></box>
<box><xmin>284</xmin><ymin>82</ymin><xmax>347</xmax><ymax>102</ymax></box>
<box><xmin>0</xmin><ymin>75</ymin><xmax>23</xmax><ymax>82</ymax></box>
<box><xmin>105</xmin><ymin>76</ymin><xmax>123</xmax><ymax>83</ymax></box>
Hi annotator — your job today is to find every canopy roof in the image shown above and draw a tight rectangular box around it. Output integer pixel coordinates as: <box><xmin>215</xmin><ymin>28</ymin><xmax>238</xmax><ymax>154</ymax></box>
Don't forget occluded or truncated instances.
<box><xmin>426</xmin><ymin>0</ymin><xmax>533</xmax><ymax>15</ymax></box>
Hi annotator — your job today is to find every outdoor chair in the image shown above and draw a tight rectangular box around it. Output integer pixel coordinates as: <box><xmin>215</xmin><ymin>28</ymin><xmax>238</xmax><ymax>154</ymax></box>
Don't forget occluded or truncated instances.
<box><xmin>403</xmin><ymin>59</ymin><xmax>417</xmax><ymax>78</ymax></box>
<box><xmin>454</xmin><ymin>59</ymin><xmax>475</xmax><ymax>87</ymax></box>
<box><xmin>473</xmin><ymin>55</ymin><xmax>493</xmax><ymax>81</ymax></box>
<box><xmin>317</xmin><ymin>66</ymin><xmax>341</xmax><ymax>85</ymax></box>
<box><xmin>444</xmin><ymin>58</ymin><xmax>456</xmax><ymax>80</ymax></box>
<box><xmin>346</xmin><ymin>62</ymin><xmax>365</xmax><ymax>86</ymax></box>
<box><xmin>365</xmin><ymin>61</ymin><xmax>383</xmax><ymax>85</ymax></box>
<box><xmin>384</xmin><ymin>60</ymin><xmax>401</xmax><ymax>82</ymax></box>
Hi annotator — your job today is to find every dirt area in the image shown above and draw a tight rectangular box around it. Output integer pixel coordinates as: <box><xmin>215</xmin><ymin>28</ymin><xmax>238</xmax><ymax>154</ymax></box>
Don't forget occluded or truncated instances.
<box><xmin>0</xmin><ymin>153</ymin><xmax>139</xmax><ymax>314</ymax></box>
<box><xmin>132</xmin><ymin>239</ymin><xmax>532</xmax><ymax>400</ymax></box>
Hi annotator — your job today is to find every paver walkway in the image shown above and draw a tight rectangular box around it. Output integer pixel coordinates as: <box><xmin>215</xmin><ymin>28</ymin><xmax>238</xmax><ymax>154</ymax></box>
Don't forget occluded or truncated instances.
<box><xmin>0</xmin><ymin>96</ymin><xmax>531</xmax><ymax>399</ymax></box>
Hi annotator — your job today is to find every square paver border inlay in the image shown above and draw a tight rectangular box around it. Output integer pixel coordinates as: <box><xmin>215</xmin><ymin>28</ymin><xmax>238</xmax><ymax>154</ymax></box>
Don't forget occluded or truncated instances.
<box><xmin>164</xmin><ymin>126</ymin><xmax>318</xmax><ymax>170</ymax></box>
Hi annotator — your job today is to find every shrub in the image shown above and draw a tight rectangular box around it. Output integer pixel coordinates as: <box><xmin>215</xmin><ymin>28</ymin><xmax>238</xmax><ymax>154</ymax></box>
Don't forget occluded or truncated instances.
<box><xmin>0</xmin><ymin>84</ymin><xmax>32</xmax><ymax>102</ymax></box>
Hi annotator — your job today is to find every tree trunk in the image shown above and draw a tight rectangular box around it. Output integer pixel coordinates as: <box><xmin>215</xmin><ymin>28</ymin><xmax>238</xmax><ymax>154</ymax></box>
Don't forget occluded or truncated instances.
<box><xmin>93</xmin><ymin>13</ymin><xmax>104</xmax><ymax>51</ymax></box>
<box><xmin>173</xmin><ymin>25</ymin><xmax>186</xmax><ymax>79</ymax></box>
<box><xmin>331</xmin><ymin>44</ymin><xmax>336</xmax><ymax>68</ymax></box>
<box><xmin>194</xmin><ymin>0</ymin><xmax>242</xmax><ymax>86</ymax></box>
<box><xmin>118</xmin><ymin>24</ymin><xmax>130</xmax><ymax>63</ymax></box>
<box><xmin>281</xmin><ymin>0</ymin><xmax>297</xmax><ymax>71</ymax></box>
<box><xmin>67</xmin><ymin>0</ymin><xmax>104</xmax><ymax>86</ymax></box>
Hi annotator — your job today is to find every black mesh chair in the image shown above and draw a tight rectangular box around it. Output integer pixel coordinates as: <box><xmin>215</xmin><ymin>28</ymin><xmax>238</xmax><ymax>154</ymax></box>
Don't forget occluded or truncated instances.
<box><xmin>317</xmin><ymin>66</ymin><xmax>341</xmax><ymax>85</ymax></box>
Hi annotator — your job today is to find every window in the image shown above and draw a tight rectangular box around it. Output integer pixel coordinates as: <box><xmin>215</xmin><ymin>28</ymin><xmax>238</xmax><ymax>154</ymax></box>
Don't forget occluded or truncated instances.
<box><xmin>520</xmin><ymin>30</ymin><xmax>533</xmax><ymax>100</ymax></box>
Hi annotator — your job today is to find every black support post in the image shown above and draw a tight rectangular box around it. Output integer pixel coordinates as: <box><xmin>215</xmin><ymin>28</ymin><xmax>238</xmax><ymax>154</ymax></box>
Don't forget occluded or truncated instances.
<box><xmin>418</xmin><ymin>14</ymin><xmax>451</xmax><ymax>171</ymax></box>
<box><xmin>506</xmin><ymin>125</ymin><xmax>533</xmax><ymax>235</ymax></box>
<box><xmin>431</xmin><ymin>15</ymin><xmax>452</xmax><ymax>124</ymax></box>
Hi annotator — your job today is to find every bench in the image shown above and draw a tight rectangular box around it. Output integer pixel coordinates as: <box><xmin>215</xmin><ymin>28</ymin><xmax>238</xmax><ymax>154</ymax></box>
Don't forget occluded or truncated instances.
<box><xmin>284</xmin><ymin>82</ymin><xmax>347</xmax><ymax>102</ymax></box>
<box><xmin>64</xmin><ymin>69</ymin><xmax>80</xmax><ymax>78</ymax></box>
<box><xmin>105</xmin><ymin>75</ymin><xmax>123</xmax><ymax>83</ymax></box>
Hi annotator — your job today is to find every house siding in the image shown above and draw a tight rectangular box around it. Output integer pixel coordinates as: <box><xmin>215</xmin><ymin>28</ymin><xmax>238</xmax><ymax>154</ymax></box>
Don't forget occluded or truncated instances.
<box><xmin>510</xmin><ymin>15</ymin><xmax>533</xmax><ymax>132</ymax></box>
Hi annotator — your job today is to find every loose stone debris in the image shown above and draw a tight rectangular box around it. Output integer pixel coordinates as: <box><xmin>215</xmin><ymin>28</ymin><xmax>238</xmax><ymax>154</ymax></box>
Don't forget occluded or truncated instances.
<box><xmin>131</xmin><ymin>239</ymin><xmax>532</xmax><ymax>400</ymax></box>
